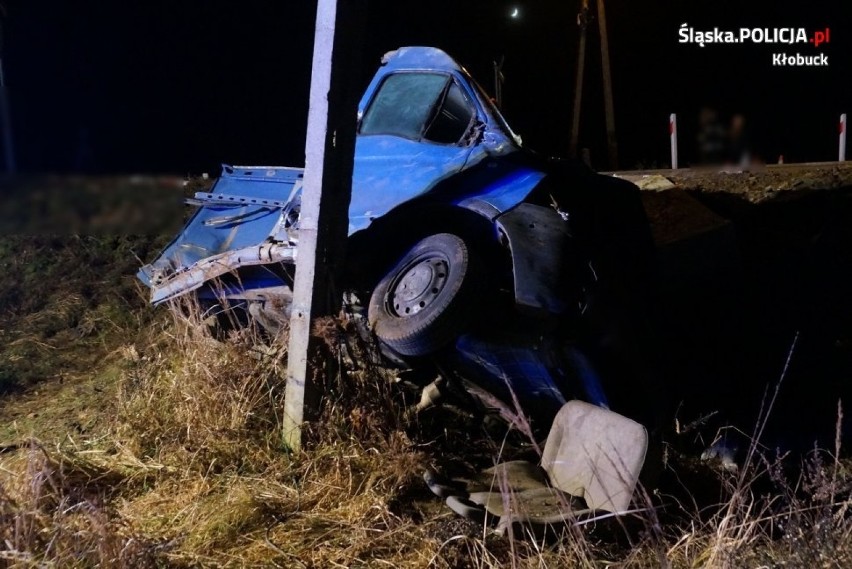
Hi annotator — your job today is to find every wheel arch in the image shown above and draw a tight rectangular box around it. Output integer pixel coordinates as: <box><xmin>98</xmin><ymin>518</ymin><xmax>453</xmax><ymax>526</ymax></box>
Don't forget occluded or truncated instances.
<box><xmin>344</xmin><ymin>199</ymin><xmax>504</xmax><ymax>292</ymax></box>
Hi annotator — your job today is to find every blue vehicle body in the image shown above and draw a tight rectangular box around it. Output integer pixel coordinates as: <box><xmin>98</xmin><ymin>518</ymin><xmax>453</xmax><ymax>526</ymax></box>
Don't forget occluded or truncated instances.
<box><xmin>348</xmin><ymin>47</ymin><xmax>541</xmax><ymax>232</ymax></box>
<box><xmin>139</xmin><ymin>47</ymin><xmax>554</xmax><ymax>305</ymax></box>
<box><xmin>139</xmin><ymin>47</ymin><xmax>656</xmax><ymax>422</ymax></box>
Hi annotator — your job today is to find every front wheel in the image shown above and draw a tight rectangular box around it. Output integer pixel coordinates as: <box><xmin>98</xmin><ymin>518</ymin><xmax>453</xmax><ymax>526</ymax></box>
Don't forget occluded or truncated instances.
<box><xmin>368</xmin><ymin>233</ymin><xmax>484</xmax><ymax>357</ymax></box>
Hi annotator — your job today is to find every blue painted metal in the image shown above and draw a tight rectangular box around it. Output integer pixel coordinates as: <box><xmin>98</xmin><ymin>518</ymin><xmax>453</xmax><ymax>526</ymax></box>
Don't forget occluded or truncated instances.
<box><xmin>451</xmin><ymin>335</ymin><xmax>609</xmax><ymax>422</ymax></box>
<box><xmin>140</xmin><ymin>47</ymin><xmax>548</xmax><ymax>303</ymax></box>
<box><xmin>348</xmin><ymin>134</ymin><xmax>472</xmax><ymax>232</ymax></box>
<box><xmin>564</xmin><ymin>347</ymin><xmax>610</xmax><ymax>409</ymax></box>
<box><xmin>136</xmin><ymin>165</ymin><xmax>302</xmax><ymax>295</ymax></box>
<box><xmin>138</xmin><ymin>46</ymin><xmax>615</xmax><ymax>416</ymax></box>
<box><xmin>346</xmin><ymin>47</ymin><xmax>524</xmax><ymax>232</ymax></box>
<box><xmin>453</xmin><ymin>334</ymin><xmax>569</xmax><ymax>421</ymax></box>
<box><xmin>454</xmin><ymin>167</ymin><xmax>546</xmax><ymax>214</ymax></box>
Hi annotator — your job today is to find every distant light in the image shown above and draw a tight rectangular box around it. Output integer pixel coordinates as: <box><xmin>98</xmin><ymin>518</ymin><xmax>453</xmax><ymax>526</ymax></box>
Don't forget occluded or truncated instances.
<box><xmin>510</xmin><ymin>7</ymin><xmax>520</xmax><ymax>19</ymax></box>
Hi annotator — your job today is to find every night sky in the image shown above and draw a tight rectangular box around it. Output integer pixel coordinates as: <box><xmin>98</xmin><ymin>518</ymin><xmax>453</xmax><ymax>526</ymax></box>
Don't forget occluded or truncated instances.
<box><xmin>5</xmin><ymin>0</ymin><xmax>850</xmax><ymax>173</ymax></box>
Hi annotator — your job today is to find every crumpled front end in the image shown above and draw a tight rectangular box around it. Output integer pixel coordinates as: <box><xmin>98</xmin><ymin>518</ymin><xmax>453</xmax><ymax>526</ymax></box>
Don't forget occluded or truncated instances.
<box><xmin>138</xmin><ymin>165</ymin><xmax>303</xmax><ymax>304</ymax></box>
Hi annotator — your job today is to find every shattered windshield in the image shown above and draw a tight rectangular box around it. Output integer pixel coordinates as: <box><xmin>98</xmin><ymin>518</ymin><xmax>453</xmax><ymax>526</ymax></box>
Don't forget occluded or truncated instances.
<box><xmin>360</xmin><ymin>73</ymin><xmax>450</xmax><ymax>140</ymax></box>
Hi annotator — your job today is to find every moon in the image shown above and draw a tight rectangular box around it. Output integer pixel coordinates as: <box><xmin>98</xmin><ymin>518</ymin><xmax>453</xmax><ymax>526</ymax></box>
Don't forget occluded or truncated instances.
<box><xmin>510</xmin><ymin>7</ymin><xmax>520</xmax><ymax>18</ymax></box>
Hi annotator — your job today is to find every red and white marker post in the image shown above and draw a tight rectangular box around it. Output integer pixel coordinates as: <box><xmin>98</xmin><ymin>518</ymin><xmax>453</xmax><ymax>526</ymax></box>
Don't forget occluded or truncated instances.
<box><xmin>669</xmin><ymin>113</ymin><xmax>678</xmax><ymax>169</ymax></box>
<box><xmin>840</xmin><ymin>113</ymin><xmax>847</xmax><ymax>162</ymax></box>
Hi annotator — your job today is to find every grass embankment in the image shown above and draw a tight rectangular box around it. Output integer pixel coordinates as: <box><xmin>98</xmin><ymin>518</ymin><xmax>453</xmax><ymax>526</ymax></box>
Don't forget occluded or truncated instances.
<box><xmin>1</xmin><ymin>235</ymin><xmax>851</xmax><ymax>567</ymax></box>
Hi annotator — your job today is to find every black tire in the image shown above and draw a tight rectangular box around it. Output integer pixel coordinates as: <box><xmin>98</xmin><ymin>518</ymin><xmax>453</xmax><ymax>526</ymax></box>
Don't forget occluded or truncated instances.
<box><xmin>368</xmin><ymin>233</ymin><xmax>483</xmax><ymax>357</ymax></box>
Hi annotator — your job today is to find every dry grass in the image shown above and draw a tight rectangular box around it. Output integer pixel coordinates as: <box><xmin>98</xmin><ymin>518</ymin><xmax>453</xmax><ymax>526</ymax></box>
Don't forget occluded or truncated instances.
<box><xmin>1</xmin><ymin>247</ymin><xmax>852</xmax><ymax>566</ymax></box>
<box><xmin>0</xmin><ymin>235</ymin><xmax>163</xmax><ymax>394</ymax></box>
<box><xmin>0</xmin><ymin>443</ymin><xmax>162</xmax><ymax>567</ymax></box>
<box><xmin>0</xmin><ymin>298</ymin><xmax>445</xmax><ymax>567</ymax></box>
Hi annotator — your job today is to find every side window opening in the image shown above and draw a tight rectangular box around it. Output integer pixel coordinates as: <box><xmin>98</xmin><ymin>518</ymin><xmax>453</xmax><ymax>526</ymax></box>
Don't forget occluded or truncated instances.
<box><xmin>423</xmin><ymin>81</ymin><xmax>476</xmax><ymax>145</ymax></box>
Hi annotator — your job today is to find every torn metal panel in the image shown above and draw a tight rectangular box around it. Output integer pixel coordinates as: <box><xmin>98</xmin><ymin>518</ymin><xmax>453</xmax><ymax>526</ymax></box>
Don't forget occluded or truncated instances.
<box><xmin>138</xmin><ymin>165</ymin><xmax>304</xmax><ymax>303</ymax></box>
<box><xmin>140</xmin><ymin>47</ymin><xmax>544</xmax><ymax>307</ymax></box>
<box><xmin>138</xmin><ymin>47</ymin><xmax>658</xmax><ymax>431</ymax></box>
<box><xmin>146</xmin><ymin>243</ymin><xmax>296</xmax><ymax>304</ymax></box>
<box><xmin>495</xmin><ymin>203</ymin><xmax>574</xmax><ymax>315</ymax></box>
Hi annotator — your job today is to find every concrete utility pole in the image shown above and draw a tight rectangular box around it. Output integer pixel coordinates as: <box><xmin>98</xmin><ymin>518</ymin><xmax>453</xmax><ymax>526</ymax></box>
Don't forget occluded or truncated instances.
<box><xmin>283</xmin><ymin>0</ymin><xmax>365</xmax><ymax>453</ymax></box>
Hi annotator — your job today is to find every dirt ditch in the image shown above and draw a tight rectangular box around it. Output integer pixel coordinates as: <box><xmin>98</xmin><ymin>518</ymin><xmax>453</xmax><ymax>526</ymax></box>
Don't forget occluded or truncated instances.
<box><xmin>632</xmin><ymin>163</ymin><xmax>852</xmax><ymax>453</ymax></box>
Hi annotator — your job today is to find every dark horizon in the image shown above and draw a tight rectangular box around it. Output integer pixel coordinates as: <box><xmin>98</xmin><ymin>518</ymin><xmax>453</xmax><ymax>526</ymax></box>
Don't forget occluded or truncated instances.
<box><xmin>4</xmin><ymin>0</ymin><xmax>850</xmax><ymax>174</ymax></box>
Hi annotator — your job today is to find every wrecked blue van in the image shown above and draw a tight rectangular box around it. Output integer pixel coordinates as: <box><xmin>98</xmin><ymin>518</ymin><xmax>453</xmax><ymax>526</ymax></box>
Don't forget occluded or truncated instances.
<box><xmin>139</xmin><ymin>47</ymin><xmax>655</xmax><ymax>423</ymax></box>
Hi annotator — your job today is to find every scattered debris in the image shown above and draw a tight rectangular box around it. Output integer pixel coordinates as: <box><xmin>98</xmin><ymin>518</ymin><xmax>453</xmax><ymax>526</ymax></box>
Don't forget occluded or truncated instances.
<box><xmin>138</xmin><ymin>47</ymin><xmax>657</xmax><ymax>438</ymax></box>
<box><xmin>425</xmin><ymin>401</ymin><xmax>647</xmax><ymax>531</ymax></box>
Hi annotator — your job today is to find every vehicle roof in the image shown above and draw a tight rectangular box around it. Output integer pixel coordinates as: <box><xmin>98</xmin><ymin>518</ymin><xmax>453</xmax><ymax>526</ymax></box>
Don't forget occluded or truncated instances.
<box><xmin>379</xmin><ymin>46</ymin><xmax>463</xmax><ymax>73</ymax></box>
<box><xmin>358</xmin><ymin>47</ymin><xmax>468</xmax><ymax>113</ymax></box>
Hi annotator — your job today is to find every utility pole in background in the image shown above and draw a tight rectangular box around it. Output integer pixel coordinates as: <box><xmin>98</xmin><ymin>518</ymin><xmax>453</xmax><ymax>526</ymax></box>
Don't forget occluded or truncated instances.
<box><xmin>569</xmin><ymin>0</ymin><xmax>618</xmax><ymax>169</ymax></box>
<box><xmin>569</xmin><ymin>0</ymin><xmax>589</xmax><ymax>158</ymax></box>
<box><xmin>283</xmin><ymin>0</ymin><xmax>365</xmax><ymax>452</ymax></box>
<box><xmin>597</xmin><ymin>0</ymin><xmax>617</xmax><ymax>169</ymax></box>
<box><xmin>0</xmin><ymin>3</ymin><xmax>16</xmax><ymax>174</ymax></box>
<box><xmin>493</xmin><ymin>55</ymin><xmax>505</xmax><ymax>109</ymax></box>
